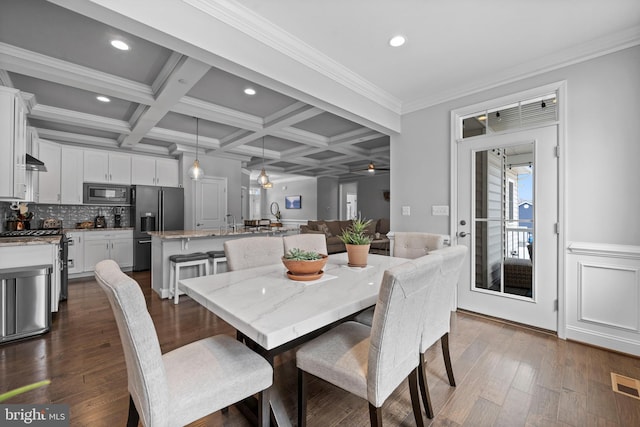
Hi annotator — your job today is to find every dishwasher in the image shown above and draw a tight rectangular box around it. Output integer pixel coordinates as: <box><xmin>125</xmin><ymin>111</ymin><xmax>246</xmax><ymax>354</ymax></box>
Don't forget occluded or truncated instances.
<box><xmin>0</xmin><ymin>265</ymin><xmax>52</xmax><ymax>344</ymax></box>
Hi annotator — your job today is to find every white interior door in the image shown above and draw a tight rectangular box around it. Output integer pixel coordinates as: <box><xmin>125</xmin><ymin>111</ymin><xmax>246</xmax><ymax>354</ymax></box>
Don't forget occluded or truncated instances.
<box><xmin>194</xmin><ymin>176</ymin><xmax>227</xmax><ymax>229</ymax></box>
<box><xmin>456</xmin><ymin>126</ymin><xmax>558</xmax><ymax>331</ymax></box>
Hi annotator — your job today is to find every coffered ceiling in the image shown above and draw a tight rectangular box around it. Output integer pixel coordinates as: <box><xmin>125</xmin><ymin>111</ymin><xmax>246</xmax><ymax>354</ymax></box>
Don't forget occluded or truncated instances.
<box><xmin>1</xmin><ymin>0</ymin><xmax>638</xmax><ymax>181</ymax></box>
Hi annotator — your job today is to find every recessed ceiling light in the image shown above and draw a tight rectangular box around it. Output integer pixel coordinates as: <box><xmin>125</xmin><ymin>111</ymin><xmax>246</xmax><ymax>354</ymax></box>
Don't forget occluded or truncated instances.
<box><xmin>110</xmin><ymin>40</ymin><xmax>129</xmax><ymax>51</ymax></box>
<box><xmin>96</xmin><ymin>95</ymin><xmax>111</xmax><ymax>103</ymax></box>
<box><xmin>244</xmin><ymin>88</ymin><xmax>256</xmax><ymax>96</ymax></box>
<box><xmin>389</xmin><ymin>35</ymin><xmax>406</xmax><ymax>47</ymax></box>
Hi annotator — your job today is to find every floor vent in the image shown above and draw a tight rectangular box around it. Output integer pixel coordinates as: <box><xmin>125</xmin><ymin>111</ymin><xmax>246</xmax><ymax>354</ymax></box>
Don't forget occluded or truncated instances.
<box><xmin>611</xmin><ymin>372</ymin><xmax>640</xmax><ymax>400</ymax></box>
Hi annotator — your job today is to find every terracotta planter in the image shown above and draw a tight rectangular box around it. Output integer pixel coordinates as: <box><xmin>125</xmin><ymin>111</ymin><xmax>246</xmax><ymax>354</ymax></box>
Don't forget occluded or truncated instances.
<box><xmin>282</xmin><ymin>254</ymin><xmax>328</xmax><ymax>276</ymax></box>
<box><xmin>346</xmin><ymin>244</ymin><xmax>370</xmax><ymax>267</ymax></box>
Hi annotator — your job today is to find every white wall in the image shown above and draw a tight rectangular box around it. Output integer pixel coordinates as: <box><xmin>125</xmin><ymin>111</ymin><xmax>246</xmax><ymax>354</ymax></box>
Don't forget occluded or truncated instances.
<box><xmin>393</xmin><ymin>45</ymin><xmax>640</xmax><ymax>245</ymax></box>
<box><xmin>181</xmin><ymin>153</ymin><xmax>242</xmax><ymax>229</ymax></box>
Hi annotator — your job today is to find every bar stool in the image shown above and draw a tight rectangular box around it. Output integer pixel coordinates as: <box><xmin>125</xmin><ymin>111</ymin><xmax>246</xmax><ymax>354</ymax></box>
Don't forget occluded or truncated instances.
<box><xmin>207</xmin><ymin>250</ymin><xmax>227</xmax><ymax>274</ymax></box>
<box><xmin>169</xmin><ymin>252</ymin><xmax>210</xmax><ymax>304</ymax></box>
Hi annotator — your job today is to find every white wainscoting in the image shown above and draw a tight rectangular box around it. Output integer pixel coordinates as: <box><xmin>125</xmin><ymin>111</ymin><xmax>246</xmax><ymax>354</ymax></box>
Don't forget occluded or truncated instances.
<box><xmin>566</xmin><ymin>242</ymin><xmax>640</xmax><ymax>356</ymax></box>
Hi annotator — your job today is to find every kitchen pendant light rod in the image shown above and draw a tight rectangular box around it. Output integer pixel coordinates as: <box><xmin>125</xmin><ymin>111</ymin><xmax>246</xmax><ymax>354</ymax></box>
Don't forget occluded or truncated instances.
<box><xmin>188</xmin><ymin>116</ymin><xmax>205</xmax><ymax>180</ymax></box>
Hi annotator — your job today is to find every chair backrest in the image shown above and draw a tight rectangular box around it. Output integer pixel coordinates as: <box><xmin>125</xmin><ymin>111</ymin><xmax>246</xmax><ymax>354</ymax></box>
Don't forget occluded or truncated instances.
<box><xmin>420</xmin><ymin>245</ymin><xmax>468</xmax><ymax>352</ymax></box>
<box><xmin>367</xmin><ymin>254</ymin><xmax>442</xmax><ymax>406</ymax></box>
<box><xmin>94</xmin><ymin>260</ymin><xmax>169</xmax><ymax>427</ymax></box>
<box><xmin>393</xmin><ymin>232</ymin><xmax>446</xmax><ymax>259</ymax></box>
<box><xmin>283</xmin><ymin>234</ymin><xmax>328</xmax><ymax>255</ymax></box>
<box><xmin>224</xmin><ymin>236</ymin><xmax>285</xmax><ymax>271</ymax></box>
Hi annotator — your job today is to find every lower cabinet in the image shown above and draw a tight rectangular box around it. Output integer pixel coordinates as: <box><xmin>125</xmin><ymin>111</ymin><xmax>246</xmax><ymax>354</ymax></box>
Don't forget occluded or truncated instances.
<box><xmin>66</xmin><ymin>231</ymin><xmax>85</xmax><ymax>274</ymax></box>
<box><xmin>81</xmin><ymin>230</ymin><xmax>133</xmax><ymax>272</ymax></box>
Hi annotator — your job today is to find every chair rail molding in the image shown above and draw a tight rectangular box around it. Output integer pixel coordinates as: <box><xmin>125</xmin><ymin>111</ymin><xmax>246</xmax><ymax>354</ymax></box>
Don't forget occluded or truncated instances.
<box><xmin>566</xmin><ymin>241</ymin><xmax>640</xmax><ymax>356</ymax></box>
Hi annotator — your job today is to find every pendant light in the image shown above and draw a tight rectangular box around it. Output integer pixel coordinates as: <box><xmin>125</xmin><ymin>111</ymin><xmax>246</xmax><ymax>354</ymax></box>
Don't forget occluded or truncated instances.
<box><xmin>188</xmin><ymin>117</ymin><xmax>205</xmax><ymax>180</ymax></box>
<box><xmin>257</xmin><ymin>136</ymin><xmax>270</xmax><ymax>187</ymax></box>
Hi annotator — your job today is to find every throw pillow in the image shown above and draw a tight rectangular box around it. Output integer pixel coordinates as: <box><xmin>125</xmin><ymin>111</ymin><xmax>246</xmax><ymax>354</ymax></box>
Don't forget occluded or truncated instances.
<box><xmin>317</xmin><ymin>223</ymin><xmax>332</xmax><ymax>237</ymax></box>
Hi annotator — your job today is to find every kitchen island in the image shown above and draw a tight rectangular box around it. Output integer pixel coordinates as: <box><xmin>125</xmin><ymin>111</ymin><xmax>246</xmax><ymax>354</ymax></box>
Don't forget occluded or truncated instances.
<box><xmin>0</xmin><ymin>236</ymin><xmax>62</xmax><ymax>312</ymax></box>
<box><xmin>149</xmin><ymin>227</ymin><xmax>298</xmax><ymax>299</ymax></box>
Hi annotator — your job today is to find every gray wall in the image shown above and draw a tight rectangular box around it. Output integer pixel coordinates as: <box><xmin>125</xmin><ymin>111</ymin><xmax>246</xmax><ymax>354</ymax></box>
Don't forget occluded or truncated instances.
<box><xmin>317</xmin><ymin>176</ymin><xmax>339</xmax><ymax>220</ymax></box>
<box><xmin>349</xmin><ymin>174</ymin><xmax>390</xmax><ymax>221</ymax></box>
<box><xmin>264</xmin><ymin>177</ymin><xmax>317</xmax><ymax>222</ymax></box>
<box><xmin>392</xmin><ymin>45</ymin><xmax>640</xmax><ymax>246</ymax></box>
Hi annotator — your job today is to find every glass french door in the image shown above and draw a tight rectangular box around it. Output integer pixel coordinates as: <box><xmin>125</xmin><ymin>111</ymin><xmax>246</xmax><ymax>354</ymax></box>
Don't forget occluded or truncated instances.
<box><xmin>456</xmin><ymin>126</ymin><xmax>558</xmax><ymax>331</ymax></box>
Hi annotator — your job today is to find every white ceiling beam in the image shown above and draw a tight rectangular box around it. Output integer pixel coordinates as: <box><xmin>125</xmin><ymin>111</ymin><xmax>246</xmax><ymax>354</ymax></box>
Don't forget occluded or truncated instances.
<box><xmin>0</xmin><ymin>42</ymin><xmax>154</xmax><ymax>104</ymax></box>
<box><xmin>120</xmin><ymin>56</ymin><xmax>211</xmax><ymax>147</ymax></box>
<box><xmin>174</xmin><ymin>96</ymin><xmax>263</xmax><ymax>130</ymax></box>
<box><xmin>29</xmin><ymin>103</ymin><xmax>131</xmax><ymax>134</ymax></box>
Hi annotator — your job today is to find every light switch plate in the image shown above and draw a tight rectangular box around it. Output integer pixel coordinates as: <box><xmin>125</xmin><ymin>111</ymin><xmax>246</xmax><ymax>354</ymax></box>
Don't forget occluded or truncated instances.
<box><xmin>432</xmin><ymin>205</ymin><xmax>449</xmax><ymax>216</ymax></box>
<box><xmin>402</xmin><ymin>206</ymin><xmax>411</xmax><ymax>216</ymax></box>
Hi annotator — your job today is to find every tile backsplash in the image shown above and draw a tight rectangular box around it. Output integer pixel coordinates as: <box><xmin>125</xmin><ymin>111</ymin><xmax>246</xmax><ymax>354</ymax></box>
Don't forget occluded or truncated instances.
<box><xmin>0</xmin><ymin>202</ymin><xmax>130</xmax><ymax>231</ymax></box>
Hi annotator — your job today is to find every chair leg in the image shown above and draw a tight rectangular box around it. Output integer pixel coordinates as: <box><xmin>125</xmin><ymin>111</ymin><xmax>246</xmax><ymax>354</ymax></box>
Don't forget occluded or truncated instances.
<box><xmin>368</xmin><ymin>403</ymin><xmax>382</xmax><ymax>427</ymax></box>
<box><xmin>127</xmin><ymin>395</ymin><xmax>139</xmax><ymax>427</ymax></box>
<box><xmin>258</xmin><ymin>388</ymin><xmax>270</xmax><ymax>427</ymax></box>
<box><xmin>173</xmin><ymin>263</ymin><xmax>180</xmax><ymax>304</ymax></box>
<box><xmin>408</xmin><ymin>367</ymin><xmax>425</xmax><ymax>427</ymax></box>
<box><xmin>418</xmin><ymin>354</ymin><xmax>434</xmax><ymax>419</ymax></box>
<box><xmin>298</xmin><ymin>369</ymin><xmax>307</xmax><ymax>427</ymax></box>
<box><xmin>441</xmin><ymin>333</ymin><xmax>456</xmax><ymax>387</ymax></box>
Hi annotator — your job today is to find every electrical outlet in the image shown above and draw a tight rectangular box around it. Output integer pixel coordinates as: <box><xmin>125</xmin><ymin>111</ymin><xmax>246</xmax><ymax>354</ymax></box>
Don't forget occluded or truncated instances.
<box><xmin>402</xmin><ymin>206</ymin><xmax>411</xmax><ymax>216</ymax></box>
<box><xmin>432</xmin><ymin>205</ymin><xmax>449</xmax><ymax>216</ymax></box>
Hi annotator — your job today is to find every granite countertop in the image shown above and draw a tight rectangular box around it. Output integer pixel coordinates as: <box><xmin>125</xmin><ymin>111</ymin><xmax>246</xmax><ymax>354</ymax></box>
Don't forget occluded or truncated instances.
<box><xmin>0</xmin><ymin>236</ymin><xmax>62</xmax><ymax>247</ymax></box>
<box><xmin>149</xmin><ymin>227</ymin><xmax>297</xmax><ymax>240</ymax></box>
<box><xmin>64</xmin><ymin>227</ymin><xmax>134</xmax><ymax>232</ymax></box>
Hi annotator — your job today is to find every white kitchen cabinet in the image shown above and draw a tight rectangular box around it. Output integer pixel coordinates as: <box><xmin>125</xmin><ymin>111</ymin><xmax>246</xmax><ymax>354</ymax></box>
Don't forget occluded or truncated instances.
<box><xmin>66</xmin><ymin>231</ymin><xmax>85</xmax><ymax>274</ymax></box>
<box><xmin>36</xmin><ymin>140</ymin><xmax>62</xmax><ymax>204</ymax></box>
<box><xmin>60</xmin><ymin>146</ymin><xmax>84</xmax><ymax>204</ymax></box>
<box><xmin>131</xmin><ymin>156</ymin><xmax>180</xmax><ymax>187</ymax></box>
<box><xmin>0</xmin><ymin>86</ymin><xmax>27</xmax><ymax>200</ymax></box>
<box><xmin>83</xmin><ymin>230</ymin><xmax>133</xmax><ymax>271</ymax></box>
<box><xmin>84</xmin><ymin>150</ymin><xmax>131</xmax><ymax>185</ymax></box>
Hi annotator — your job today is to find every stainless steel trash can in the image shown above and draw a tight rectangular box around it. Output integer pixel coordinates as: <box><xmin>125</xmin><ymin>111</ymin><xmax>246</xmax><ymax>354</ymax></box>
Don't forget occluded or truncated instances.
<box><xmin>0</xmin><ymin>265</ymin><xmax>52</xmax><ymax>343</ymax></box>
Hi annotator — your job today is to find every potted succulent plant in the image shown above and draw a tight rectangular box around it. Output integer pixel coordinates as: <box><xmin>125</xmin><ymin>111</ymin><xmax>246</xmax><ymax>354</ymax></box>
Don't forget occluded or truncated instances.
<box><xmin>338</xmin><ymin>216</ymin><xmax>373</xmax><ymax>267</ymax></box>
<box><xmin>282</xmin><ymin>248</ymin><xmax>328</xmax><ymax>280</ymax></box>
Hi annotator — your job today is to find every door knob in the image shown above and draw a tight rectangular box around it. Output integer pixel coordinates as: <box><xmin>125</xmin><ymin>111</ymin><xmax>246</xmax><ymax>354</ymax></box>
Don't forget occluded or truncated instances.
<box><xmin>458</xmin><ymin>231</ymin><xmax>470</xmax><ymax>238</ymax></box>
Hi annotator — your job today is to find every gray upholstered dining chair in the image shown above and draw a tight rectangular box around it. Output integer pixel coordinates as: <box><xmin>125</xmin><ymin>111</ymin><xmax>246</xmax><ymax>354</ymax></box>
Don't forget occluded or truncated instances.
<box><xmin>223</xmin><ymin>236</ymin><xmax>284</xmax><ymax>271</ymax></box>
<box><xmin>392</xmin><ymin>231</ymin><xmax>446</xmax><ymax>258</ymax></box>
<box><xmin>415</xmin><ymin>245</ymin><xmax>467</xmax><ymax>417</ymax></box>
<box><xmin>354</xmin><ymin>245</ymin><xmax>467</xmax><ymax>419</ymax></box>
<box><xmin>94</xmin><ymin>260</ymin><xmax>273</xmax><ymax>427</ymax></box>
<box><xmin>283</xmin><ymin>233</ymin><xmax>328</xmax><ymax>255</ymax></box>
<box><xmin>296</xmin><ymin>254</ymin><xmax>443</xmax><ymax>426</ymax></box>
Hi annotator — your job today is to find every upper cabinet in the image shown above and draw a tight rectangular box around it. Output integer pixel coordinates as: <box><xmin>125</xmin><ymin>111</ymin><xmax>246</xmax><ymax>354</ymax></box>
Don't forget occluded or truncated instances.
<box><xmin>131</xmin><ymin>156</ymin><xmax>180</xmax><ymax>187</ymax></box>
<box><xmin>0</xmin><ymin>86</ymin><xmax>27</xmax><ymax>200</ymax></box>
<box><xmin>60</xmin><ymin>146</ymin><xmax>84</xmax><ymax>204</ymax></box>
<box><xmin>84</xmin><ymin>150</ymin><xmax>131</xmax><ymax>185</ymax></box>
<box><xmin>36</xmin><ymin>140</ymin><xmax>62</xmax><ymax>204</ymax></box>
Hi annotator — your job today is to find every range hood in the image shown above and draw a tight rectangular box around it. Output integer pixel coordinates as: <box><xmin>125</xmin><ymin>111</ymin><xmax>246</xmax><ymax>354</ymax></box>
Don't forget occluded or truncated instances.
<box><xmin>26</xmin><ymin>153</ymin><xmax>47</xmax><ymax>172</ymax></box>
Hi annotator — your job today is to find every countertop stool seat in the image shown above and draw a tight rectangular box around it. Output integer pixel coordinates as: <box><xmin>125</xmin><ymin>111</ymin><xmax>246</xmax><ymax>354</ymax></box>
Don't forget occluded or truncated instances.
<box><xmin>169</xmin><ymin>252</ymin><xmax>210</xmax><ymax>304</ymax></box>
<box><xmin>207</xmin><ymin>250</ymin><xmax>227</xmax><ymax>274</ymax></box>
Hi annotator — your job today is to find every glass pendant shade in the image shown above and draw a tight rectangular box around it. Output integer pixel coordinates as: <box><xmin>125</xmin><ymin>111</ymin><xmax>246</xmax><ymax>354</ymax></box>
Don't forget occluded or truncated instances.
<box><xmin>189</xmin><ymin>117</ymin><xmax>205</xmax><ymax>180</ymax></box>
<box><xmin>188</xmin><ymin>159</ymin><xmax>204</xmax><ymax>180</ymax></box>
<box><xmin>262</xmin><ymin>181</ymin><xmax>273</xmax><ymax>189</ymax></box>
<box><xmin>257</xmin><ymin>168</ymin><xmax>269</xmax><ymax>185</ymax></box>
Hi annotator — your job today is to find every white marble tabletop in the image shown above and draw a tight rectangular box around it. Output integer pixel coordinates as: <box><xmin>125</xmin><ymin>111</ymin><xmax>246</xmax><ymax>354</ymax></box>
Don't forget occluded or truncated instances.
<box><xmin>179</xmin><ymin>253</ymin><xmax>409</xmax><ymax>350</ymax></box>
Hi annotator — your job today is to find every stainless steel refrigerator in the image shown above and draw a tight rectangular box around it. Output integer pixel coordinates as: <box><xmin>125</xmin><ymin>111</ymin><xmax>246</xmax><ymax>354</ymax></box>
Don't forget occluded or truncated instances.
<box><xmin>131</xmin><ymin>185</ymin><xmax>184</xmax><ymax>271</ymax></box>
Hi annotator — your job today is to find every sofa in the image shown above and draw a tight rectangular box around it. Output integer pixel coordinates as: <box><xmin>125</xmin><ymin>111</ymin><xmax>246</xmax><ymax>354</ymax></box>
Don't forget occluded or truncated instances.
<box><xmin>300</xmin><ymin>218</ymin><xmax>390</xmax><ymax>254</ymax></box>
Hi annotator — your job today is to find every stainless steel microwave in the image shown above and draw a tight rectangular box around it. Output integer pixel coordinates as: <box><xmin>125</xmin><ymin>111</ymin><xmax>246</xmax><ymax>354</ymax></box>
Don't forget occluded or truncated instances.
<box><xmin>83</xmin><ymin>183</ymin><xmax>130</xmax><ymax>205</ymax></box>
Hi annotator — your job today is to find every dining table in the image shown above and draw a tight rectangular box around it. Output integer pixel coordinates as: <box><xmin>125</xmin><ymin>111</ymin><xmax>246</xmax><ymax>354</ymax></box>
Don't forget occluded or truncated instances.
<box><xmin>178</xmin><ymin>252</ymin><xmax>409</xmax><ymax>426</ymax></box>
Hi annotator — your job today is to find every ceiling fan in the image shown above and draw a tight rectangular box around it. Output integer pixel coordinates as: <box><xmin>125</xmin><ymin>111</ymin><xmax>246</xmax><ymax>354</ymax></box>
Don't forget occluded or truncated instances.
<box><xmin>360</xmin><ymin>161</ymin><xmax>390</xmax><ymax>175</ymax></box>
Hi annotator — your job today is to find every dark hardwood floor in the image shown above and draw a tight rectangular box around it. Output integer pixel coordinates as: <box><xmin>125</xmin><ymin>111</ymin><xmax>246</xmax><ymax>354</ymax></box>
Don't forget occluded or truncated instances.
<box><xmin>1</xmin><ymin>272</ymin><xmax>639</xmax><ymax>426</ymax></box>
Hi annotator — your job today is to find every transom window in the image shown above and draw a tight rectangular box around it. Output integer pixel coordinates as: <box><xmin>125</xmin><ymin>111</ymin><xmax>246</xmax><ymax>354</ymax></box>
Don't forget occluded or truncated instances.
<box><xmin>461</xmin><ymin>92</ymin><xmax>558</xmax><ymax>139</ymax></box>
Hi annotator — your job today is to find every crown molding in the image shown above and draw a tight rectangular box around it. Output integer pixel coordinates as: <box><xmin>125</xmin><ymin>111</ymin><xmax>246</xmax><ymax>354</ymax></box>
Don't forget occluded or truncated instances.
<box><xmin>0</xmin><ymin>42</ymin><xmax>154</xmax><ymax>105</ymax></box>
<box><xmin>403</xmin><ymin>25</ymin><xmax>640</xmax><ymax>114</ymax></box>
<box><xmin>0</xmin><ymin>70</ymin><xmax>13</xmax><ymax>88</ymax></box>
<box><xmin>184</xmin><ymin>0</ymin><xmax>402</xmax><ymax>114</ymax></box>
